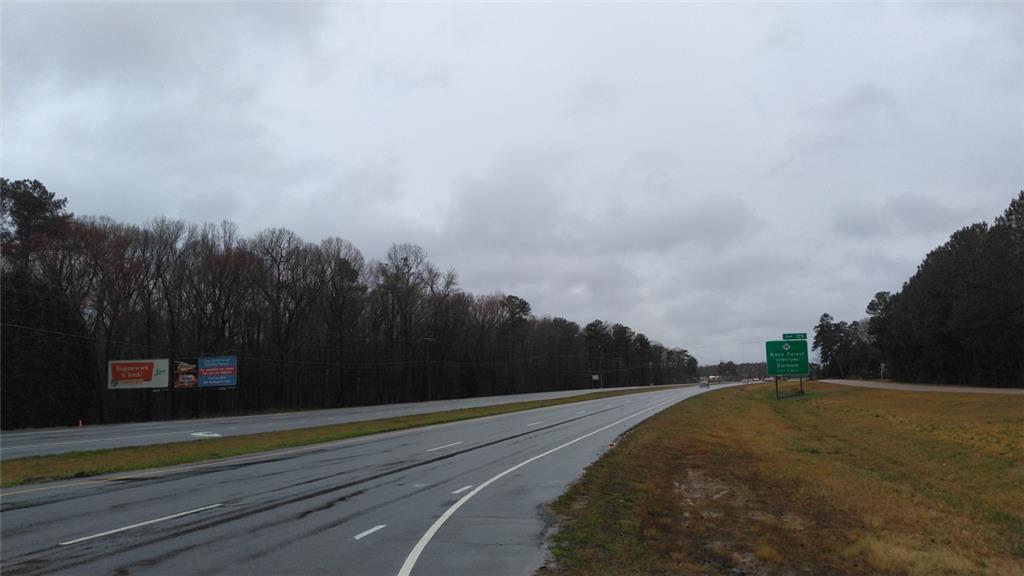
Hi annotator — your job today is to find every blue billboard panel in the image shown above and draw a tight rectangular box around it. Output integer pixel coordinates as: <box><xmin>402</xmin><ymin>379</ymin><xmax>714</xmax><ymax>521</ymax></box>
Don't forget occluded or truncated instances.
<box><xmin>198</xmin><ymin>356</ymin><xmax>238</xmax><ymax>388</ymax></box>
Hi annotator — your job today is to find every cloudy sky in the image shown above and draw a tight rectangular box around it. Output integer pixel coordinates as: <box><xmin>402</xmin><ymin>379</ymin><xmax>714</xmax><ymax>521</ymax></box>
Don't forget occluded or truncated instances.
<box><xmin>3</xmin><ymin>2</ymin><xmax>1021</xmax><ymax>363</ymax></box>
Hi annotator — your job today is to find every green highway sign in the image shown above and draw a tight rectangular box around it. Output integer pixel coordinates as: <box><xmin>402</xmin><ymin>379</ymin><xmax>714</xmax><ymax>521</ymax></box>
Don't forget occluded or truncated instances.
<box><xmin>766</xmin><ymin>340</ymin><xmax>809</xmax><ymax>376</ymax></box>
<box><xmin>783</xmin><ymin>333</ymin><xmax>807</xmax><ymax>340</ymax></box>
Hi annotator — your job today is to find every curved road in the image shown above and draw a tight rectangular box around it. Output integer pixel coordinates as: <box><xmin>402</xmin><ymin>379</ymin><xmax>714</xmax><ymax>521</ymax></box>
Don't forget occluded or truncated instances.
<box><xmin>1</xmin><ymin>385</ymin><xmax>729</xmax><ymax>576</ymax></box>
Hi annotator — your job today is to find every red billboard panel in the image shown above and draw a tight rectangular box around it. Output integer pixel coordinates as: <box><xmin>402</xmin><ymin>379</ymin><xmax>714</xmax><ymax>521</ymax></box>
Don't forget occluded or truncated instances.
<box><xmin>108</xmin><ymin>359</ymin><xmax>170</xmax><ymax>389</ymax></box>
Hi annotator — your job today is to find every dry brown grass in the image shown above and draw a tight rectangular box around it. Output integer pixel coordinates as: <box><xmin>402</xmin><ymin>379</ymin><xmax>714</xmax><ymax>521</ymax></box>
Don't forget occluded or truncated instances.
<box><xmin>546</xmin><ymin>382</ymin><xmax>1024</xmax><ymax>576</ymax></box>
<box><xmin>1</xmin><ymin>386</ymin><xmax>678</xmax><ymax>488</ymax></box>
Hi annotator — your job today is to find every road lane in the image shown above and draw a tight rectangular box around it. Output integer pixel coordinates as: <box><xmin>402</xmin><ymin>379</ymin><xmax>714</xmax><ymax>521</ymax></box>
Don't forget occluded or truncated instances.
<box><xmin>0</xmin><ymin>385</ymin><xmax>728</xmax><ymax>575</ymax></box>
<box><xmin>0</xmin><ymin>386</ymin><xmax>677</xmax><ymax>459</ymax></box>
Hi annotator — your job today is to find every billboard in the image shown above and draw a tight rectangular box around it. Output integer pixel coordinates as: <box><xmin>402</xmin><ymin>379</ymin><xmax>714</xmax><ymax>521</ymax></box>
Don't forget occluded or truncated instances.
<box><xmin>173</xmin><ymin>358</ymin><xmax>199</xmax><ymax>389</ymax></box>
<box><xmin>197</xmin><ymin>356</ymin><xmax>238</xmax><ymax>388</ymax></box>
<box><xmin>108</xmin><ymin>359</ymin><xmax>170</xmax><ymax>389</ymax></box>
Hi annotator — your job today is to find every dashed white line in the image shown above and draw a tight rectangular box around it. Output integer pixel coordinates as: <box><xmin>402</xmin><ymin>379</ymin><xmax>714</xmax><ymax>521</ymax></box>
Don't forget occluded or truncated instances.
<box><xmin>526</xmin><ymin>421</ymin><xmax>544</xmax><ymax>427</ymax></box>
<box><xmin>451</xmin><ymin>485</ymin><xmax>473</xmax><ymax>495</ymax></box>
<box><xmin>59</xmin><ymin>503</ymin><xmax>222</xmax><ymax>546</ymax></box>
<box><xmin>575</xmin><ymin>410</ymin><xmax>587</xmax><ymax>415</ymax></box>
<box><xmin>353</xmin><ymin>524</ymin><xmax>387</xmax><ymax>540</ymax></box>
<box><xmin>426</xmin><ymin>441</ymin><xmax>463</xmax><ymax>452</ymax></box>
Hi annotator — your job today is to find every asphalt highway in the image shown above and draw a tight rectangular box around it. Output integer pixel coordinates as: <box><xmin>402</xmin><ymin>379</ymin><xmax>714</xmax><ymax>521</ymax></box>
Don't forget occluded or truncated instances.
<box><xmin>0</xmin><ymin>385</ymin><xmax>727</xmax><ymax>576</ymax></box>
<box><xmin>0</xmin><ymin>386</ymin><xmax>672</xmax><ymax>460</ymax></box>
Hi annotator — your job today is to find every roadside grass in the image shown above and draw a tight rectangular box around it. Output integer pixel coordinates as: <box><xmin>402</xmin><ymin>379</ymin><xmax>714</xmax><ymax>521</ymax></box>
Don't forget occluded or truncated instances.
<box><xmin>0</xmin><ymin>386</ymin><xmax>678</xmax><ymax>489</ymax></box>
<box><xmin>545</xmin><ymin>382</ymin><xmax>1023</xmax><ymax>576</ymax></box>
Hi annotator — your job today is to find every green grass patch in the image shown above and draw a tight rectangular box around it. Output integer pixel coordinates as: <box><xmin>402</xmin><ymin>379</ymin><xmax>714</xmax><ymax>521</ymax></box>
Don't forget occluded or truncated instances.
<box><xmin>1</xmin><ymin>386</ymin><xmax>679</xmax><ymax>489</ymax></box>
<box><xmin>545</xmin><ymin>382</ymin><xmax>1023</xmax><ymax>576</ymax></box>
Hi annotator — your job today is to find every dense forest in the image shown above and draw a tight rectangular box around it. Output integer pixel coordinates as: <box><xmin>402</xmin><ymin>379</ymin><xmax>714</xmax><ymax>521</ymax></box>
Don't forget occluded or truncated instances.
<box><xmin>813</xmin><ymin>192</ymin><xmax>1023</xmax><ymax>388</ymax></box>
<box><xmin>1</xmin><ymin>179</ymin><xmax>699</xmax><ymax>429</ymax></box>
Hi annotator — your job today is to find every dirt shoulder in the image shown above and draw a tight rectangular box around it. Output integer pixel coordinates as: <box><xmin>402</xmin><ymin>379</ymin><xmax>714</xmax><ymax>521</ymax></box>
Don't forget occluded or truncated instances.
<box><xmin>823</xmin><ymin>379</ymin><xmax>1024</xmax><ymax>395</ymax></box>
<box><xmin>543</xmin><ymin>382</ymin><xmax>1023</xmax><ymax>576</ymax></box>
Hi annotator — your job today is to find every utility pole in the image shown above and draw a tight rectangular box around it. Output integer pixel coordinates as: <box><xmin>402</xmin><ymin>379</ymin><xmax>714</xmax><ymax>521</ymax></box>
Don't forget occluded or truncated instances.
<box><xmin>421</xmin><ymin>337</ymin><xmax>435</xmax><ymax>401</ymax></box>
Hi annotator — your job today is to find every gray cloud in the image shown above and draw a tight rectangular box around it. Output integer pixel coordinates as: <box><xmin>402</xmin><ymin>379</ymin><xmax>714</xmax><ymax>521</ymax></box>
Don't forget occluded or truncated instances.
<box><xmin>4</xmin><ymin>2</ymin><xmax>1021</xmax><ymax>363</ymax></box>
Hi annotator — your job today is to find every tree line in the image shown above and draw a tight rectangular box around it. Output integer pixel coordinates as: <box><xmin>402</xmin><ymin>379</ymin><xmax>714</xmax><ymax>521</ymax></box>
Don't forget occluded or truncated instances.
<box><xmin>1</xmin><ymin>179</ymin><xmax>699</xmax><ymax>429</ymax></box>
<box><xmin>813</xmin><ymin>191</ymin><xmax>1023</xmax><ymax>387</ymax></box>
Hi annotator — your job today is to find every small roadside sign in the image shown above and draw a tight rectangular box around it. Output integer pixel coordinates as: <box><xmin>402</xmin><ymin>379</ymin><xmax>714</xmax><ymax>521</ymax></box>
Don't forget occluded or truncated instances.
<box><xmin>783</xmin><ymin>333</ymin><xmax>807</xmax><ymax>340</ymax></box>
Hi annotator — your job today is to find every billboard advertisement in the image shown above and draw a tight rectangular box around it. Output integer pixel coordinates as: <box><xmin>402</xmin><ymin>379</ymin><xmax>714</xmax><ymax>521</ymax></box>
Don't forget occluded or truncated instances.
<box><xmin>173</xmin><ymin>358</ymin><xmax>199</xmax><ymax>389</ymax></box>
<box><xmin>198</xmin><ymin>356</ymin><xmax>238</xmax><ymax>388</ymax></box>
<box><xmin>108</xmin><ymin>359</ymin><xmax>170</xmax><ymax>389</ymax></box>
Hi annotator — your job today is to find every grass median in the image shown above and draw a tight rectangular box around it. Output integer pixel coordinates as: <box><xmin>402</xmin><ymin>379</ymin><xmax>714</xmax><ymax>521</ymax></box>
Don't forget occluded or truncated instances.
<box><xmin>545</xmin><ymin>381</ymin><xmax>1023</xmax><ymax>576</ymax></box>
<box><xmin>0</xmin><ymin>386</ymin><xmax>681</xmax><ymax>489</ymax></box>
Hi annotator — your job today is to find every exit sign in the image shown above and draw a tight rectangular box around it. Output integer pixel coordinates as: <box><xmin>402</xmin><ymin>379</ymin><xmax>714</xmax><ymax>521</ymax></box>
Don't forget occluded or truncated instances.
<box><xmin>766</xmin><ymin>340</ymin><xmax>809</xmax><ymax>376</ymax></box>
<box><xmin>783</xmin><ymin>333</ymin><xmax>807</xmax><ymax>340</ymax></box>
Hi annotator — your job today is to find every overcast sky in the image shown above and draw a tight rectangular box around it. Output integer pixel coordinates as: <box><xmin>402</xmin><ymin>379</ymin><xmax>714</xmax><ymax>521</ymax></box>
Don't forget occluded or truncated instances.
<box><xmin>3</xmin><ymin>2</ymin><xmax>1021</xmax><ymax>363</ymax></box>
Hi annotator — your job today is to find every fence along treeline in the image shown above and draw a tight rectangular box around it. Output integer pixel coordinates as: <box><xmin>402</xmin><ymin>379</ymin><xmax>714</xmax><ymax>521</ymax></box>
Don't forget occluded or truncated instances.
<box><xmin>0</xmin><ymin>179</ymin><xmax>699</xmax><ymax>429</ymax></box>
<box><xmin>812</xmin><ymin>191</ymin><xmax>1023</xmax><ymax>387</ymax></box>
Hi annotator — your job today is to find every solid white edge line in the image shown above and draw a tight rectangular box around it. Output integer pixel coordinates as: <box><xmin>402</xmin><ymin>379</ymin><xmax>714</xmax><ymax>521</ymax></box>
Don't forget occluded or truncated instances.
<box><xmin>451</xmin><ymin>485</ymin><xmax>473</xmax><ymax>495</ymax></box>
<box><xmin>425</xmin><ymin>441</ymin><xmax>463</xmax><ymax>452</ymax></box>
<box><xmin>396</xmin><ymin>392</ymin><xmax>685</xmax><ymax>576</ymax></box>
<box><xmin>526</xmin><ymin>421</ymin><xmax>544</xmax><ymax>427</ymax></box>
<box><xmin>59</xmin><ymin>503</ymin><xmax>222</xmax><ymax>546</ymax></box>
<box><xmin>353</xmin><ymin>524</ymin><xmax>387</xmax><ymax>540</ymax></box>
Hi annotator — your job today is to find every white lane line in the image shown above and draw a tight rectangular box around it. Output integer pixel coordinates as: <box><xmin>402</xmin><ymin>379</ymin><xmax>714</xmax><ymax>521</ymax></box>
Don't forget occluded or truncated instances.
<box><xmin>353</xmin><ymin>524</ymin><xmax>387</xmax><ymax>540</ymax></box>
<box><xmin>190</xmin><ymin>432</ymin><xmax>222</xmax><ymax>438</ymax></box>
<box><xmin>451</xmin><ymin>485</ymin><xmax>473</xmax><ymax>495</ymax></box>
<box><xmin>59</xmin><ymin>503</ymin><xmax>222</xmax><ymax>546</ymax></box>
<box><xmin>396</xmin><ymin>392</ymin><xmax>685</xmax><ymax>576</ymax></box>
<box><xmin>526</xmin><ymin>421</ymin><xmax>544</xmax><ymax>427</ymax></box>
<box><xmin>575</xmin><ymin>410</ymin><xmax>587</xmax><ymax>415</ymax></box>
<box><xmin>604</xmin><ymin>404</ymin><xmax>612</xmax><ymax>408</ymax></box>
<box><xmin>426</xmin><ymin>441</ymin><xmax>463</xmax><ymax>452</ymax></box>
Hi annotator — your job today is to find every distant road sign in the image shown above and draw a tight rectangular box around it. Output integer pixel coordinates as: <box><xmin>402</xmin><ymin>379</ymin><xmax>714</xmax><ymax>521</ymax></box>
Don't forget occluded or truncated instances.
<box><xmin>783</xmin><ymin>333</ymin><xmax>807</xmax><ymax>340</ymax></box>
<box><xmin>766</xmin><ymin>340</ymin><xmax>809</xmax><ymax>376</ymax></box>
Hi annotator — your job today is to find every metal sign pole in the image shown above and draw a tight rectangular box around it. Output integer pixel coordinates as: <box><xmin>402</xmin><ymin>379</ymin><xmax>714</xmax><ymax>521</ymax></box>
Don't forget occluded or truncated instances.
<box><xmin>775</xmin><ymin>376</ymin><xmax>779</xmax><ymax>399</ymax></box>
